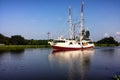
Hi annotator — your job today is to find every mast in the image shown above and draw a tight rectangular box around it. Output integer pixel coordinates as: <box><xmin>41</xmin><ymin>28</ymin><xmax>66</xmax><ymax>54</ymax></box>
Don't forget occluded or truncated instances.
<box><xmin>80</xmin><ymin>0</ymin><xmax>84</xmax><ymax>41</ymax></box>
<box><xmin>68</xmin><ymin>6</ymin><xmax>74</xmax><ymax>39</ymax></box>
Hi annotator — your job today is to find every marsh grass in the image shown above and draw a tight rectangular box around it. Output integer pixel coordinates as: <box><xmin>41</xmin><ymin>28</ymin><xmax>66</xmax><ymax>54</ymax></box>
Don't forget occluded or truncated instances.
<box><xmin>113</xmin><ymin>75</ymin><xmax>120</xmax><ymax>80</ymax></box>
<box><xmin>95</xmin><ymin>44</ymin><xmax>119</xmax><ymax>47</ymax></box>
<box><xmin>0</xmin><ymin>45</ymin><xmax>51</xmax><ymax>51</ymax></box>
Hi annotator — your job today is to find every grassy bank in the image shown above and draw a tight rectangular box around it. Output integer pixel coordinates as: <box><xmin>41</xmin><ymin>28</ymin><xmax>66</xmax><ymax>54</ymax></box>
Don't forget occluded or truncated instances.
<box><xmin>0</xmin><ymin>45</ymin><xmax>51</xmax><ymax>51</ymax></box>
<box><xmin>95</xmin><ymin>43</ymin><xmax>119</xmax><ymax>47</ymax></box>
<box><xmin>0</xmin><ymin>44</ymin><xmax>119</xmax><ymax>51</ymax></box>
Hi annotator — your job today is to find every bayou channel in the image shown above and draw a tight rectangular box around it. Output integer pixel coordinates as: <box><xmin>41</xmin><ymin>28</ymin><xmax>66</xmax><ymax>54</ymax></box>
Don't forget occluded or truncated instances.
<box><xmin>0</xmin><ymin>46</ymin><xmax>120</xmax><ymax>80</ymax></box>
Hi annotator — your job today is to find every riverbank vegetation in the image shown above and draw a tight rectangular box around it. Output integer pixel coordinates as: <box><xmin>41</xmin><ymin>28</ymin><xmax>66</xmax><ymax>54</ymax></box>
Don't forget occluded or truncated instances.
<box><xmin>0</xmin><ymin>45</ymin><xmax>50</xmax><ymax>51</ymax></box>
<box><xmin>0</xmin><ymin>33</ymin><xmax>50</xmax><ymax>45</ymax></box>
<box><xmin>113</xmin><ymin>75</ymin><xmax>120</xmax><ymax>80</ymax></box>
<box><xmin>0</xmin><ymin>33</ymin><xmax>119</xmax><ymax>51</ymax></box>
<box><xmin>95</xmin><ymin>36</ymin><xmax>119</xmax><ymax>46</ymax></box>
<box><xmin>0</xmin><ymin>33</ymin><xmax>51</xmax><ymax>51</ymax></box>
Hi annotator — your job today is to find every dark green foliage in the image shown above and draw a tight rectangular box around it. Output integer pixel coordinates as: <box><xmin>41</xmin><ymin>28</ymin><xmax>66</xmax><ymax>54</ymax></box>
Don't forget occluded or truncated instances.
<box><xmin>9</xmin><ymin>35</ymin><xmax>26</xmax><ymax>45</ymax></box>
<box><xmin>0</xmin><ymin>33</ymin><xmax>49</xmax><ymax>45</ymax></box>
<box><xmin>113</xmin><ymin>75</ymin><xmax>120</xmax><ymax>80</ymax></box>
<box><xmin>27</xmin><ymin>39</ymin><xmax>49</xmax><ymax>45</ymax></box>
<box><xmin>0</xmin><ymin>33</ymin><xmax>119</xmax><ymax>46</ymax></box>
<box><xmin>0</xmin><ymin>33</ymin><xmax>9</xmax><ymax>44</ymax></box>
<box><xmin>96</xmin><ymin>36</ymin><xmax>119</xmax><ymax>46</ymax></box>
<box><xmin>0</xmin><ymin>45</ymin><xmax>51</xmax><ymax>51</ymax></box>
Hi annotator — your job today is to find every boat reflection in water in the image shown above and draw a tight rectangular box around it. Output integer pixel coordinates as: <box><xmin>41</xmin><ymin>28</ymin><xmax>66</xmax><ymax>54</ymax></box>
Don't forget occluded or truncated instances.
<box><xmin>48</xmin><ymin>49</ymin><xmax>94</xmax><ymax>80</ymax></box>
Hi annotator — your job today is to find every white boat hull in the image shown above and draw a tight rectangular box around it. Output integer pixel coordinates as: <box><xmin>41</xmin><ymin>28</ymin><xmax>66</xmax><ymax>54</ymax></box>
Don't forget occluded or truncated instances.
<box><xmin>51</xmin><ymin>45</ymin><xmax>94</xmax><ymax>50</ymax></box>
<box><xmin>49</xmin><ymin>40</ymin><xmax>94</xmax><ymax>50</ymax></box>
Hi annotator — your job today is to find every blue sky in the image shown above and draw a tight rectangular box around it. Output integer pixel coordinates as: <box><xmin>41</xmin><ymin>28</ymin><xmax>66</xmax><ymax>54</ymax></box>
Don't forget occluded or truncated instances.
<box><xmin>0</xmin><ymin>0</ymin><xmax>120</xmax><ymax>41</ymax></box>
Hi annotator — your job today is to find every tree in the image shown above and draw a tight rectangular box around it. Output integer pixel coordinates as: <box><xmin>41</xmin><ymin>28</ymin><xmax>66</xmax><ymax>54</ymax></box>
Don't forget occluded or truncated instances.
<box><xmin>0</xmin><ymin>34</ymin><xmax>5</xmax><ymax>44</ymax></box>
<box><xmin>0</xmin><ymin>33</ymin><xmax>9</xmax><ymax>44</ymax></box>
<box><xmin>9</xmin><ymin>35</ymin><xmax>26</xmax><ymax>45</ymax></box>
<box><xmin>0</xmin><ymin>33</ymin><xmax>50</xmax><ymax>45</ymax></box>
<box><xmin>96</xmin><ymin>36</ymin><xmax>118</xmax><ymax>45</ymax></box>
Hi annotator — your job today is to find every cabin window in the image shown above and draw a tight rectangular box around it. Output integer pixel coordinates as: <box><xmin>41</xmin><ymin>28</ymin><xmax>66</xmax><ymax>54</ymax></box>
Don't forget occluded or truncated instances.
<box><xmin>69</xmin><ymin>42</ymin><xmax>73</xmax><ymax>44</ymax></box>
<box><xmin>54</xmin><ymin>40</ymin><xmax>65</xmax><ymax>43</ymax></box>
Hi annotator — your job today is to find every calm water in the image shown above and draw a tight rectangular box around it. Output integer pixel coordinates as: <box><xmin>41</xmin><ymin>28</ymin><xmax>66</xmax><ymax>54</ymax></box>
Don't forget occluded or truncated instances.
<box><xmin>0</xmin><ymin>47</ymin><xmax>120</xmax><ymax>80</ymax></box>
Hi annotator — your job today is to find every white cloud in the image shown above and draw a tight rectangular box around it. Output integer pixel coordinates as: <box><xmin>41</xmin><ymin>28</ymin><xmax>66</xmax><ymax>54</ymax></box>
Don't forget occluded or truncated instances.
<box><xmin>104</xmin><ymin>33</ymin><xmax>109</xmax><ymax>37</ymax></box>
<box><xmin>116</xmin><ymin>32</ymin><xmax>120</xmax><ymax>36</ymax></box>
<box><xmin>115</xmin><ymin>32</ymin><xmax>120</xmax><ymax>42</ymax></box>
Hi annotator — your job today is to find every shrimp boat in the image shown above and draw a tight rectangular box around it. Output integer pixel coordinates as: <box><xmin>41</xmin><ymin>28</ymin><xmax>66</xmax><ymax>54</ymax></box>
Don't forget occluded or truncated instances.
<box><xmin>48</xmin><ymin>0</ymin><xmax>94</xmax><ymax>50</ymax></box>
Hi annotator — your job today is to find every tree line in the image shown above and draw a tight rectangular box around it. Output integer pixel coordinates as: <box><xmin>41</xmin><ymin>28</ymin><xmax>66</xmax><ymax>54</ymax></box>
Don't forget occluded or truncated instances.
<box><xmin>95</xmin><ymin>36</ymin><xmax>119</xmax><ymax>46</ymax></box>
<box><xmin>0</xmin><ymin>33</ymin><xmax>119</xmax><ymax>45</ymax></box>
<box><xmin>0</xmin><ymin>33</ymin><xmax>49</xmax><ymax>45</ymax></box>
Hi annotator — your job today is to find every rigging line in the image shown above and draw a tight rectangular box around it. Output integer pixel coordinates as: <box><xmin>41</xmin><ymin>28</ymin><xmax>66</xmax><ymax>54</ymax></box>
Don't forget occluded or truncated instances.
<box><xmin>61</xmin><ymin>21</ymin><xmax>80</xmax><ymax>38</ymax></box>
<box><xmin>57</xmin><ymin>27</ymin><xmax>69</xmax><ymax>38</ymax></box>
<box><xmin>57</xmin><ymin>19</ymin><xmax>71</xmax><ymax>38</ymax></box>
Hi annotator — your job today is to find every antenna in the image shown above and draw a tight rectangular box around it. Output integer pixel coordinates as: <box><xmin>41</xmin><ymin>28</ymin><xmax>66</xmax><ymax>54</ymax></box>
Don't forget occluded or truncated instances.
<box><xmin>47</xmin><ymin>32</ymin><xmax>50</xmax><ymax>40</ymax></box>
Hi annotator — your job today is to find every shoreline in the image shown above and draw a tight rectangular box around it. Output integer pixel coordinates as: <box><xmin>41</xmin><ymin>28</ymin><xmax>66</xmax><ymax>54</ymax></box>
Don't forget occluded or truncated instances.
<box><xmin>0</xmin><ymin>44</ymin><xmax>119</xmax><ymax>51</ymax></box>
<box><xmin>0</xmin><ymin>45</ymin><xmax>51</xmax><ymax>51</ymax></box>
<box><xmin>95</xmin><ymin>44</ymin><xmax>119</xmax><ymax>47</ymax></box>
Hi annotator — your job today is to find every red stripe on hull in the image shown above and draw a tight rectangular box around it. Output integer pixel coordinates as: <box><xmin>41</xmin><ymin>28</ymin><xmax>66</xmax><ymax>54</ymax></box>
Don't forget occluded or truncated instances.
<box><xmin>52</xmin><ymin>46</ymin><xmax>94</xmax><ymax>51</ymax></box>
